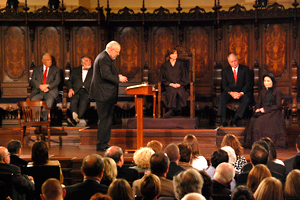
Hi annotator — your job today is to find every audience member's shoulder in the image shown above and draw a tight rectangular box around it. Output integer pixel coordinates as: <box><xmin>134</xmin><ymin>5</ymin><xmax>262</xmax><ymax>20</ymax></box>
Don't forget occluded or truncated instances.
<box><xmin>241</xmin><ymin>162</ymin><xmax>252</xmax><ymax>172</ymax></box>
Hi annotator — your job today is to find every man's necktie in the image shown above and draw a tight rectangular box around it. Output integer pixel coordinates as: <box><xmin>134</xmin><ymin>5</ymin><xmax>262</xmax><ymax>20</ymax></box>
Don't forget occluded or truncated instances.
<box><xmin>233</xmin><ymin>69</ymin><xmax>237</xmax><ymax>86</ymax></box>
<box><xmin>43</xmin><ymin>67</ymin><xmax>48</xmax><ymax>84</ymax></box>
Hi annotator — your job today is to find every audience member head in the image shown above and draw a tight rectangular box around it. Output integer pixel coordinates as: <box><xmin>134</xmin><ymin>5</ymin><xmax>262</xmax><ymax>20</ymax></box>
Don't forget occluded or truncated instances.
<box><xmin>260</xmin><ymin>137</ymin><xmax>277</xmax><ymax>161</ymax></box>
<box><xmin>284</xmin><ymin>169</ymin><xmax>300</xmax><ymax>199</ymax></box>
<box><xmin>210</xmin><ymin>149</ymin><xmax>229</xmax><ymax>168</ymax></box>
<box><xmin>108</xmin><ymin>179</ymin><xmax>133</xmax><ymax>200</ymax></box>
<box><xmin>105</xmin><ymin>146</ymin><xmax>123</xmax><ymax>166</ymax></box>
<box><xmin>252</xmin><ymin>141</ymin><xmax>269</xmax><ymax>154</ymax></box>
<box><xmin>183</xmin><ymin>134</ymin><xmax>202</xmax><ymax>159</ymax></box>
<box><xmin>254</xmin><ymin>177</ymin><xmax>283</xmax><ymax>200</ymax></box>
<box><xmin>293</xmin><ymin>154</ymin><xmax>300</xmax><ymax>170</ymax></box>
<box><xmin>246</xmin><ymin>164</ymin><xmax>271</xmax><ymax>193</ymax></box>
<box><xmin>221</xmin><ymin>134</ymin><xmax>243</xmax><ymax>157</ymax></box>
<box><xmin>296</xmin><ymin>135</ymin><xmax>300</xmax><ymax>151</ymax></box>
<box><xmin>250</xmin><ymin>144</ymin><xmax>268</xmax><ymax>166</ymax></box>
<box><xmin>133</xmin><ymin>147</ymin><xmax>154</xmax><ymax>169</ymax></box>
<box><xmin>164</xmin><ymin>143</ymin><xmax>180</xmax><ymax>162</ymax></box>
<box><xmin>213</xmin><ymin>162</ymin><xmax>235</xmax><ymax>187</ymax></box>
<box><xmin>173</xmin><ymin>168</ymin><xmax>204</xmax><ymax>200</ymax></box>
<box><xmin>0</xmin><ymin>146</ymin><xmax>10</xmax><ymax>164</ymax></box>
<box><xmin>31</xmin><ymin>141</ymin><xmax>49</xmax><ymax>165</ymax></box>
<box><xmin>81</xmin><ymin>154</ymin><xmax>104</xmax><ymax>180</ymax></box>
<box><xmin>177</xmin><ymin>143</ymin><xmax>192</xmax><ymax>163</ymax></box>
<box><xmin>181</xmin><ymin>193</ymin><xmax>206</xmax><ymax>200</ymax></box>
<box><xmin>231</xmin><ymin>185</ymin><xmax>255</xmax><ymax>200</ymax></box>
<box><xmin>150</xmin><ymin>152</ymin><xmax>170</xmax><ymax>177</ymax></box>
<box><xmin>90</xmin><ymin>193</ymin><xmax>112</xmax><ymax>200</ymax></box>
<box><xmin>140</xmin><ymin>174</ymin><xmax>161</xmax><ymax>200</ymax></box>
<box><xmin>221</xmin><ymin>146</ymin><xmax>236</xmax><ymax>165</ymax></box>
<box><xmin>102</xmin><ymin>157</ymin><xmax>117</xmax><ymax>184</ymax></box>
<box><xmin>146</xmin><ymin>140</ymin><xmax>163</xmax><ymax>153</ymax></box>
<box><xmin>7</xmin><ymin>140</ymin><xmax>22</xmax><ymax>155</ymax></box>
<box><xmin>105</xmin><ymin>41</ymin><xmax>121</xmax><ymax>60</ymax></box>
<box><xmin>199</xmin><ymin>170</ymin><xmax>212</xmax><ymax>200</ymax></box>
<box><xmin>41</xmin><ymin>178</ymin><xmax>65</xmax><ymax>200</ymax></box>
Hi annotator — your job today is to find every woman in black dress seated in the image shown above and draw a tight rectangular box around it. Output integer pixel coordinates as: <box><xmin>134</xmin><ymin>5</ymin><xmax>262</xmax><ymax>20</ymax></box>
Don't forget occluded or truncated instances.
<box><xmin>159</xmin><ymin>47</ymin><xmax>189</xmax><ymax>118</ymax></box>
<box><xmin>244</xmin><ymin>73</ymin><xmax>287</xmax><ymax>148</ymax></box>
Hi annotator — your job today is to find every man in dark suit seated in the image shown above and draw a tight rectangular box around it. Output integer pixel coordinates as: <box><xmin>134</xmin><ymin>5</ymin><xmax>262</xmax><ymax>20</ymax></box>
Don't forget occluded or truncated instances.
<box><xmin>66</xmin><ymin>56</ymin><xmax>93</xmax><ymax>126</ymax></box>
<box><xmin>237</xmin><ymin>144</ymin><xmax>284</xmax><ymax>186</ymax></box>
<box><xmin>164</xmin><ymin>143</ymin><xmax>185</xmax><ymax>180</ymax></box>
<box><xmin>30</xmin><ymin>53</ymin><xmax>61</xmax><ymax>120</ymax></box>
<box><xmin>7</xmin><ymin>140</ymin><xmax>28</xmax><ymax>168</ymax></box>
<box><xmin>212</xmin><ymin>163</ymin><xmax>235</xmax><ymax>197</ymax></box>
<box><xmin>104</xmin><ymin>146</ymin><xmax>138</xmax><ymax>184</ymax></box>
<box><xmin>284</xmin><ymin>135</ymin><xmax>300</xmax><ymax>175</ymax></box>
<box><xmin>217</xmin><ymin>53</ymin><xmax>252</xmax><ymax>127</ymax></box>
<box><xmin>64</xmin><ymin>154</ymin><xmax>108</xmax><ymax>200</ymax></box>
<box><xmin>41</xmin><ymin>178</ymin><xmax>66</xmax><ymax>200</ymax></box>
<box><xmin>0</xmin><ymin>146</ymin><xmax>34</xmax><ymax>200</ymax></box>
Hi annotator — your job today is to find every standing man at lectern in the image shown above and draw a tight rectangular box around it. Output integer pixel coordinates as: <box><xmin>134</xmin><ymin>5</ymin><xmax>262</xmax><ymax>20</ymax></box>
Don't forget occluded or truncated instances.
<box><xmin>90</xmin><ymin>41</ymin><xmax>128</xmax><ymax>151</ymax></box>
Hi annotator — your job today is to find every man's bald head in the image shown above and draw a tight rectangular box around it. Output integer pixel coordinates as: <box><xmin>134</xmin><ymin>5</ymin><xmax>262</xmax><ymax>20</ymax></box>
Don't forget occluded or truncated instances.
<box><xmin>82</xmin><ymin>154</ymin><xmax>104</xmax><ymax>177</ymax></box>
<box><xmin>182</xmin><ymin>193</ymin><xmax>206</xmax><ymax>200</ymax></box>
<box><xmin>213</xmin><ymin>162</ymin><xmax>235</xmax><ymax>186</ymax></box>
<box><xmin>104</xmin><ymin>146</ymin><xmax>123</xmax><ymax>164</ymax></box>
<box><xmin>0</xmin><ymin>146</ymin><xmax>10</xmax><ymax>164</ymax></box>
<box><xmin>41</xmin><ymin>178</ymin><xmax>65</xmax><ymax>200</ymax></box>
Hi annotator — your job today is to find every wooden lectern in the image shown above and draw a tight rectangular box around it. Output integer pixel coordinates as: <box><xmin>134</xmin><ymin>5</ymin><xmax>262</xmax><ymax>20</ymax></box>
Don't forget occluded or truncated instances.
<box><xmin>126</xmin><ymin>84</ymin><xmax>155</xmax><ymax>149</ymax></box>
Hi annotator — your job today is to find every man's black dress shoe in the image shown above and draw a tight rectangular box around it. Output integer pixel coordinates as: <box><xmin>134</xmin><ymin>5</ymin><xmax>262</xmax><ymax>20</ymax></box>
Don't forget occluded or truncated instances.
<box><xmin>96</xmin><ymin>145</ymin><xmax>111</xmax><ymax>152</ymax></box>
<box><xmin>163</xmin><ymin>110</ymin><xmax>174</xmax><ymax>118</ymax></box>
<box><xmin>220</xmin><ymin>122</ymin><xmax>228</xmax><ymax>127</ymax></box>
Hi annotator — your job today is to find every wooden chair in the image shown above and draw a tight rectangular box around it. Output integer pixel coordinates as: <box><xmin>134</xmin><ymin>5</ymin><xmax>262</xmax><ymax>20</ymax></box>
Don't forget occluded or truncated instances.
<box><xmin>0</xmin><ymin>172</ymin><xmax>13</xmax><ymax>200</ymax></box>
<box><xmin>158</xmin><ymin>48</ymin><xmax>195</xmax><ymax>118</ymax></box>
<box><xmin>18</xmin><ymin>100</ymin><xmax>51</xmax><ymax>146</ymax></box>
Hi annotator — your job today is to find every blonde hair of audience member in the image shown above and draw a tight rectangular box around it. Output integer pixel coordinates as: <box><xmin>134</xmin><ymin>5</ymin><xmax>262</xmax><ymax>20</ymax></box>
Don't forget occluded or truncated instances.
<box><xmin>220</xmin><ymin>146</ymin><xmax>236</xmax><ymax>165</ymax></box>
<box><xmin>181</xmin><ymin>193</ymin><xmax>206</xmax><ymax>200</ymax></box>
<box><xmin>90</xmin><ymin>193</ymin><xmax>112</xmax><ymax>200</ymax></box>
<box><xmin>108</xmin><ymin>179</ymin><xmax>133</xmax><ymax>200</ymax></box>
<box><xmin>213</xmin><ymin>162</ymin><xmax>235</xmax><ymax>186</ymax></box>
<box><xmin>246</xmin><ymin>164</ymin><xmax>271</xmax><ymax>193</ymax></box>
<box><xmin>221</xmin><ymin>134</ymin><xmax>243</xmax><ymax>157</ymax></box>
<box><xmin>173</xmin><ymin>168</ymin><xmax>204</xmax><ymax>200</ymax></box>
<box><xmin>133</xmin><ymin>147</ymin><xmax>155</xmax><ymax>169</ymax></box>
<box><xmin>140</xmin><ymin>174</ymin><xmax>161</xmax><ymax>200</ymax></box>
<box><xmin>183</xmin><ymin>134</ymin><xmax>202</xmax><ymax>159</ymax></box>
<box><xmin>284</xmin><ymin>169</ymin><xmax>300</xmax><ymax>199</ymax></box>
<box><xmin>41</xmin><ymin>178</ymin><xmax>66</xmax><ymax>200</ymax></box>
<box><xmin>147</xmin><ymin>140</ymin><xmax>163</xmax><ymax>153</ymax></box>
<box><xmin>254</xmin><ymin>177</ymin><xmax>283</xmax><ymax>200</ymax></box>
<box><xmin>102</xmin><ymin>157</ymin><xmax>117</xmax><ymax>184</ymax></box>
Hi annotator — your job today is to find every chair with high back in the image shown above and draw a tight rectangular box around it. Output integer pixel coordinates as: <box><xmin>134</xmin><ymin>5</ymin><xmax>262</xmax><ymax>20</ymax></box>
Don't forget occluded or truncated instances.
<box><xmin>18</xmin><ymin>100</ymin><xmax>51</xmax><ymax>146</ymax></box>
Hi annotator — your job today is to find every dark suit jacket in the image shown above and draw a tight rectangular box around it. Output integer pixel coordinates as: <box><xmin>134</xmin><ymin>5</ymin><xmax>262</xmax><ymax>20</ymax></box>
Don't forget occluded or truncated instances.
<box><xmin>221</xmin><ymin>64</ymin><xmax>251</xmax><ymax>94</ymax></box>
<box><xmin>117</xmin><ymin>165</ymin><xmax>139</xmax><ymax>184</ymax></box>
<box><xmin>0</xmin><ymin>163</ymin><xmax>34</xmax><ymax>200</ymax></box>
<box><xmin>212</xmin><ymin>180</ymin><xmax>231</xmax><ymax>196</ymax></box>
<box><xmin>237</xmin><ymin>169</ymin><xmax>284</xmax><ymax>186</ymax></box>
<box><xmin>9</xmin><ymin>154</ymin><xmax>28</xmax><ymax>168</ymax></box>
<box><xmin>30</xmin><ymin>65</ymin><xmax>61</xmax><ymax>99</ymax></box>
<box><xmin>284</xmin><ymin>152</ymin><xmax>300</xmax><ymax>175</ymax></box>
<box><xmin>241</xmin><ymin>161</ymin><xmax>286</xmax><ymax>181</ymax></box>
<box><xmin>89</xmin><ymin>50</ymin><xmax>119</xmax><ymax>104</ymax></box>
<box><xmin>64</xmin><ymin>179</ymin><xmax>108</xmax><ymax>200</ymax></box>
<box><xmin>67</xmin><ymin>66</ymin><xmax>93</xmax><ymax>94</ymax></box>
<box><xmin>166</xmin><ymin>162</ymin><xmax>185</xmax><ymax>180</ymax></box>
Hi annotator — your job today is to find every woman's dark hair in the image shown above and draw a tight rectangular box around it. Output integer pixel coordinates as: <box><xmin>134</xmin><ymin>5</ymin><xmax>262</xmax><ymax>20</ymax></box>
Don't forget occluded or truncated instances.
<box><xmin>262</xmin><ymin>73</ymin><xmax>276</xmax><ymax>85</ymax></box>
<box><xmin>231</xmin><ymin>185</ymin><xmax>255</xmax><ymax>200</ymax></box>
<box><xmin>166</xmin><ymin>47</ymin><xmax>177</xmax><ymax>58</ymax></box>
<box><xmin>31</xmin><ymin>141</ymin><xmax>49</xmax><ymax>165</ymax></box>
<box><xmin>260</xmin><ymin>137</ymin><xmax>277</xmax><ymax>160</ymax></box>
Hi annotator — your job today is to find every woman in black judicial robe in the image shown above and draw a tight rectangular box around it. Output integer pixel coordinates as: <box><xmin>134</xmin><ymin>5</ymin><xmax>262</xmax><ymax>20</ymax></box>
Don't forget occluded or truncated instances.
<box><xmin>244</xmin><ymin>73</ymin><xmax>287</xmax><ymax>148</ymax></box>
<box><xmin>159</xmin><ymin>48</ymin><xmax>189</xmax><ymax>118</ymax></box>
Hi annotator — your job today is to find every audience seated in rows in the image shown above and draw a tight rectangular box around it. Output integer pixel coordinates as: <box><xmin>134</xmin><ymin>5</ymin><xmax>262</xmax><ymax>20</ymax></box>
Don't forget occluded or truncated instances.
<box><xmin>7</xmin><ymin>140</ymin><xmax>28</xmax><ymax>168</ymax></box>
<box><xmin>140</xmin><ymin>174</ymin><xmax>161</xmax><ymax>200</ymax></box>
<box><xmin>173</xmin><ymin>168</ymin><xmax>203</xmax><ymax>200</ymax></box>
<box><xmin>90</xmin><ymin>193</ymin><xmax>112</xmax><ymax>200</ymax></box>
<box><xmin>253</xmin><ymin>177</ymin><xmax>283</xmax><ymax>200</ymax></box>
<box><xmin>132</xmin><ymin>152</ymin><xmax>175</xmax><ymax>198</ymax></box>
<box><xmin>183</xmin><ymin>134</ymin><xmax>208</xmax><ymax>171</ymax></box>
<box><xmin>164</xmin><ymin>143</ymin><xmax>185</xmax><ymax>180</ymax></box>
<box><xmin>129</xmin><ymin>147</ymin><xmax>154</xmax><ymax>174</ymax></box>
<box><xmin>28</xmin><ymin>141</ymin><xmax>64</xmax><ymax>184</ymax></box>
<box><xmin>101</xmin><ymin>157</ymin><xmax>117</xmax><ymax>187</ymax></box>
<box><xmin>41</xmin><ymin>178</ymin><xmax>66</xmax><ymax>200</ymax></box>
<box><xmin>284</xmin><ymin>135</ymin><xmax>300</xmax><ymax>175</ymax></box>
<box><xmin>177</xmin><ymin>143</ymin><xmax>194</xmax><ymax>169</ymax></box>
<box><xmin>212</xmin><ymin>163</ymin><xmax>235</xmax><ymax>197</ymax></box>
<box><xmin>108</xmin><ymin>179</ymin><xmax>133</xmax><ymax>200</ymax></box>
<box><xmin>147</xmin><ymin>140</ymin><xmax>163</xmax><ymax>153</ymax></box>
<box><xmin>64</xmin><ymin>154</ymin><xmax>108</xmax><ymax>200</ymax></box>
<box><xmin>0</xmin><ymin>146</ymin><xmax>34</xmax><ymax>200</ymax></box>
<box><xmin>246</xmin><ymin>164</ymin><xmax>271</xmax><ymax>193</ymax></box>
<box><xmin>284</xmin><ymin>169</ymin><xmax>300</xmax><ymax>199</ymax></box>
<box><xmin>221</xmin><ymin>134</ymin><xmax>247</xmax><ymax>173</ymax></box>
<box><xmin>105</xmin><ymin>146</ymin><xmax>139</xmax><ymax>184</ymax></box>
<box><xmin>231</xmin><ymin>185</ymin><xmax>254</xmax><ymax>200</ymax></box>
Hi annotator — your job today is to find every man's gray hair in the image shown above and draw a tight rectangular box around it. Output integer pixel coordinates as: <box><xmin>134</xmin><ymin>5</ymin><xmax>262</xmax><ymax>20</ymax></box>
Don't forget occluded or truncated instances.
<box><xmin>173</xmin><ymin>168</ymin><xmax>204</xmax><ymax>200</ymax></box>
<box><xmin>106</xmin><ymin>41</ymin><xmax>120</xmax><ymax>51</ymax></box>
<box><xmin>42</xmin><ymin>53</ymin><xmax>51</xmax><ymax>60</ymax></box>
<box><xmin>213</xmin><ymin>162</ymin><xmax>235</xmax><ymax>185</ymax></box>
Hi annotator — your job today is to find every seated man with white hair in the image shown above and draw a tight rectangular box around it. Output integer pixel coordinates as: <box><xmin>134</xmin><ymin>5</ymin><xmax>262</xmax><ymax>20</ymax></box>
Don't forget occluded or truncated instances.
<box><xmin>182</xmin><ymin>193</ymin><xmax>206</xmax><ymax>200</ymax></box>
<box><xmin>212</xmin><ymin>162</ymin><xmax>235</xmax><ymax>197</ymax></box>
<box><xmin>173</xmin><ymin>168</ymin><xmax>204</xmax><ymax>200</ymax></box>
